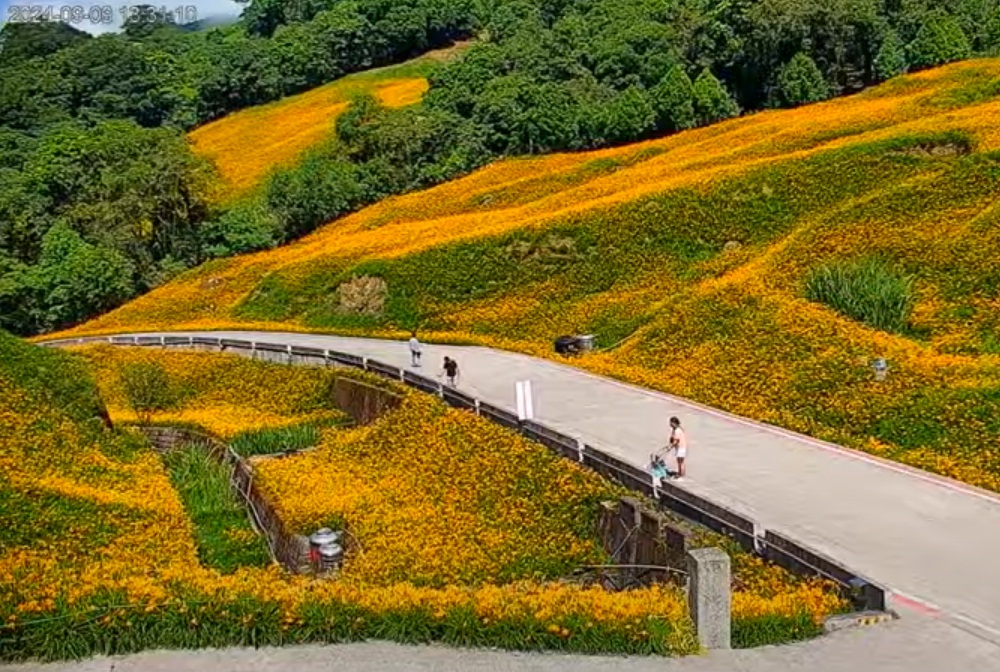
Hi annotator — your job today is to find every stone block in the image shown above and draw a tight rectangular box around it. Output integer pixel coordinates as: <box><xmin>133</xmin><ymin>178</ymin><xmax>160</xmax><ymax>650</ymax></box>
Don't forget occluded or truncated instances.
<box><xmin>687</xmin><ymin>547</ymin><xmax>731</xmax><ymax>650</ymax></box>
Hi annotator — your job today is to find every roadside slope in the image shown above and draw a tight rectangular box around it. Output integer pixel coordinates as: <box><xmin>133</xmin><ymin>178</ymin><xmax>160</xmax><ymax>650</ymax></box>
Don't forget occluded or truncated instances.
<box><xmin>61</xmin><ymin>59</ymin><xmax>1000</xmax><ymax>492</ymax></box>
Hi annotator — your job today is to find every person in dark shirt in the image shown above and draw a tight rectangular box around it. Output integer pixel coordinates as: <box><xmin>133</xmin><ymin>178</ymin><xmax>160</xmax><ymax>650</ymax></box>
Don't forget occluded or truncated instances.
<box><xmin>441</xmin><ymin>356</ymin><xmax>459</xmax><ymax>387</ymax></box>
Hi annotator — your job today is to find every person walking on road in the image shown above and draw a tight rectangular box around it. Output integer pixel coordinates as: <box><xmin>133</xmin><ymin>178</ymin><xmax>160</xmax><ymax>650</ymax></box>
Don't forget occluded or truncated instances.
<box><xmin>408</xmin><ymin>332</ymin><xmax>422</xmax><ymax>368</ymax></box>
<box><xmin>440</xmin><ymin>356</ymin><xmax>459</xmax><ymax>387</ymax></box>
<box><xmin>668</xmin><ymin>416</ymin><xmax>687</xmax><ymax>480</ymax></box>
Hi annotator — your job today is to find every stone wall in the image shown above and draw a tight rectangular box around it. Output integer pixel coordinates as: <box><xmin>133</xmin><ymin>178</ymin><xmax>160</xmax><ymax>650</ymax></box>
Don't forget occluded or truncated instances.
<box><xmin>138</xmin><ymin>426</ymin><xmax>312</xmax><ymax>574</ymax></box>
<box><xmin>333</xmin><ymin>376</ymin><xmax>402</xmax><ymax>425</ymax></box>
<box><xmin>597</xmin><ymin>496</ymin><xmax>690</xmax><ymax>586</ymax></box>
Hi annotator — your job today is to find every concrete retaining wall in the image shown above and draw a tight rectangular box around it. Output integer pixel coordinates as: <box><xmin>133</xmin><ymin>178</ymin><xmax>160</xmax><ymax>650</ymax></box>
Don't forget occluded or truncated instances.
<box><xmin>333</xmin><ymin>376</ymin><xmax>402</xmax><ymax>426</ymax></box>
<box><xmin>596</xmin><ymin>497</ymin><xmax>689</xmax><ymax>585</ymax></box>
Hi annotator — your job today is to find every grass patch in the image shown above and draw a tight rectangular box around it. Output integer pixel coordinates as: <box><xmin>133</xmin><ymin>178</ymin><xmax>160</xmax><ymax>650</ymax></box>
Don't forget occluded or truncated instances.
<box><xmin>805</xmin><ymin>257</ymin><xmax>915</xmax><ymax>334</ymax></box>
<box><xmin>230</xmin><ymin>417</ymin><xmax>350</xmax><ymax>458</ymax></box>
<box><xmin>732</xmin><ymin>613</ymin><xmax>822</xmax><ymax>648</ymax></box>
<box><xmin>162</xmin><ymin>447</ymin><xmax>271</xmax><ymax>573</ymax></box>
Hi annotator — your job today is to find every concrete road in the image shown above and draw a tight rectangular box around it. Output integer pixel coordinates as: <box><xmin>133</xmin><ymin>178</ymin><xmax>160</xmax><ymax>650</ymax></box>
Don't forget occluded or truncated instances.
<box><xmin>38</xmin><ymin>330</ymin><xmax>1000</xmax><ymax>670</ymax></box>
<box><xmin>6</xmin><ymin>614</ymin><xmax>1000</xmax><ymax>672</ymax></box>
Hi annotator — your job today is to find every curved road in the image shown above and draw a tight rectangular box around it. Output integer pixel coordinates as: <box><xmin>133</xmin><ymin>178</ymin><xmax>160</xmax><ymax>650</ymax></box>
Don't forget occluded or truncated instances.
<box><xmin>30</xmin><ymin>329</ymin><xmax>1000</xmax><ymax>671</ymax></box>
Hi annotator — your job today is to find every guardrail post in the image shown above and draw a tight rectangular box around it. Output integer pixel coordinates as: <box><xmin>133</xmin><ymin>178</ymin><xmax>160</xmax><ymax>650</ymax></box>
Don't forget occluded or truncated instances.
<box><xmin>687</xmin><ymin>547</ymin><xmax>731</xmax><ymax>650</ymax></box>
<box><xmin>474</xmin><ymin>399</ymin><xmax>480</xmax><ymax>416</ymax></box>
<box><xmin>576</xmin><ymin>439</ymin><xmax>585</xmax><ymax>463</ymax></box>
<box><xmin>362</xmin><ymin>357</ymin><xmax>369</xmax><ymax>371</ymax></box>
<box><xmin>753</xmin><ymin>525</ymin><xmax>765</xmax><ymax>555</ymax></box>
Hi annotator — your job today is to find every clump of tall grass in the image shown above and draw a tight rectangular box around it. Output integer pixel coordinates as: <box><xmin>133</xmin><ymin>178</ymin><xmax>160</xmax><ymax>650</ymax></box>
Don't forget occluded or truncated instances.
<box><xmin>230</xmin><ymin>417</ymin><xmax>349</xmax><ymax>458</ymax></box>
<box><xmin>805</xmin><ymin>257</ymin><xmax>914</xmax><ymax>334</ymax></box>
<box><xmin>162</xmin><ymin>447</ymin><xmax>271</xmax><ymax>572</ymax></box>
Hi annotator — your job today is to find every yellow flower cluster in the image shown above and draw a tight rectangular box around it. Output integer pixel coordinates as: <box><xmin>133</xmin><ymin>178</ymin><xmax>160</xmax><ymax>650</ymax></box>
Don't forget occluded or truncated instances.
<box><xmin>255</xmin><ymin>393</ymin><xmax>617</xmax><ymax>586</ymax></box>
<box><xmin>189</xmin><ymin>72</ymin><xmax>428</xmax><ymax>203</ymax></box>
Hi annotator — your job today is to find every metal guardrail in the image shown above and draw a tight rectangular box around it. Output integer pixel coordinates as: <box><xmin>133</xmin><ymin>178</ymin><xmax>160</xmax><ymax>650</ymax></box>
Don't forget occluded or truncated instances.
<box><xmin>44</xmin><ymin>333</ymin><xmax>887</xmax><ymax>610</ymax></box>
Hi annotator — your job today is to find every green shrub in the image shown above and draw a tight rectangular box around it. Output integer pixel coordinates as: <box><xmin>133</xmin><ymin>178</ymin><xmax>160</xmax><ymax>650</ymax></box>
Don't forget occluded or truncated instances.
<box><xmin>907</xmin><ymin>13</ymin><xmax>972</xmax><ymax>70</ymax></box>
<box><xmin>693</xmin><ymin>69</ymin><xmax>740</xmax><ymax>125</ymax></box>
<box><xmin>805</xmin><ymin>258</ymin><xmax>915</xmax><ymax>333</ymax></box>
<box><xmin>650</xmin><ymin>65</ymin><xmax>696</xmax><ymax>131</ymax></box>
<box><xmin>874</xmin><ymin>30</ymin><xmax>908</xmax><ymax>81</ymax></box>
<box><xmin>776</xmin><ymin>53</ymin><xmax>830</xmax><ymax>106</ymax></box>
<box><xmin>199</xmin><ymin>199</ymin><xmax>283</xmax><ymax>258</ymax></box>
<box><xmin>120</xmin><ymin>361</ymin><xmax>175</xmax><ymax>424</ymax></box>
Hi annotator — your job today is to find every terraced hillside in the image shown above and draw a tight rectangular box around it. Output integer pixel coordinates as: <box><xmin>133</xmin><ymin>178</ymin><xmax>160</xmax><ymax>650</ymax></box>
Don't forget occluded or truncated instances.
<box><xmin>62</xmin><ymin>60</ymin><xmax>1000</xmax><ymax>490</ymax></box>
<box><xmin>1</xmin><ymin>335</ymin><xmax>843</xmax><ymax>660</ymax></box>
<box><xmin>189</xmin><ymin>48</ymin><xmax>460</xmax><ymax>203</ymax></box>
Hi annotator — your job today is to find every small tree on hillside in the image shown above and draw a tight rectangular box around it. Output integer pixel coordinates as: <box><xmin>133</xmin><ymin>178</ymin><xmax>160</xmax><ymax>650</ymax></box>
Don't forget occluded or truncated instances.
<box><xmin>874</xmin><ymin>30</ymin><xmax>908</xmax><ymax>81</ymax></box>
<box><xmin>601</xmin><ymin>86</ymin><xmax>657</xmax><ymax>143</ymax></box>
<box><xmin>986</xmin><ymin>14</ymin><xmax>1000</xmax><ymax>55</ymax></box>
<box><xmin>692</xmin><ymin>69</ymin><xmax>739</xmax><ymax>126</ymax></box>
<box><xmin>907</xmin><ymin>13</ymin><xmax>972</xmax><ymax>71</ymax></box>
<box><xmin>650</xmin><ymin>64</ymin><xmax>696</xmax><ymax>132</ymax></box>
<box><xmin>121</xmin><ymin>361</ymin><xmax>174</xmax><ymax>424</ymax></box>
<box><xmin>776</xmin><ymin>52</ymin><xmax>830</xmax><ymax>107</ymax></box>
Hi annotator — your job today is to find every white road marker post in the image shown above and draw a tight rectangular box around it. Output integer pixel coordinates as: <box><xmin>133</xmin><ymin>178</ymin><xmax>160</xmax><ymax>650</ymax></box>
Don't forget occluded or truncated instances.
<box><xmin>516</xmin><ymin>380</ymin><xmax>535</xmax><ymax>421</ymax></box>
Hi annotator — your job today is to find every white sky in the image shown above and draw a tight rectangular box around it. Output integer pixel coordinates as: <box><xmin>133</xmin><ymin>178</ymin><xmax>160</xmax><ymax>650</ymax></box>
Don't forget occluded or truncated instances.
<box><xmin>1</xmin><ymin>0</ymin><xmax>243</xmax><ymax>34</ymax></box>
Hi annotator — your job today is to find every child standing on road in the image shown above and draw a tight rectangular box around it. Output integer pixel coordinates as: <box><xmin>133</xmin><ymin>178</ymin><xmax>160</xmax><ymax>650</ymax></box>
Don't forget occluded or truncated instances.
<box><xmin>408</xmin><ymin>332</ymin><xmax>422</xmax><ymax>367</ymax></box>
<box><xmin>441</xmin><ymin>356</ymin><xmax>459</xmax><ymax>387</ymax></box>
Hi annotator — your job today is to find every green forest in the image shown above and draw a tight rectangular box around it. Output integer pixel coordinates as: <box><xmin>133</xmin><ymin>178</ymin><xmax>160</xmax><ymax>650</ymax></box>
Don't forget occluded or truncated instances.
<box><xmin>1</xmin><ymin>0</ymin><xmax>998</xmax><ymax>335</ymax></box>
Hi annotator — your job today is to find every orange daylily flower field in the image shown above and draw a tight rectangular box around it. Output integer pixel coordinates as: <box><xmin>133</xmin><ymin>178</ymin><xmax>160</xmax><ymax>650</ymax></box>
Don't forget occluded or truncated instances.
<box><xmin>0</xmin><ymin>338</ymin><xmax>844</xmax><ymax>660</ymax></box>
<box><xmin>188</xmin><ymin>50</ymin><xmax>447</xmax><ymax>203</ymax></box>
<box><xmin>61</xmin><ymin>59</ymin><xmax>1000</xmax><ymax>492</ymax></box>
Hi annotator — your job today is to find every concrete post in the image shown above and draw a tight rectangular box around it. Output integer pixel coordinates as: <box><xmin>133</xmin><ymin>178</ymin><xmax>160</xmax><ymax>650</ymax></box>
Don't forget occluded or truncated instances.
<box><xmin>686</xmin><ymin>547</ymin><xmax>731</xmax><ymax>650</ymax></box>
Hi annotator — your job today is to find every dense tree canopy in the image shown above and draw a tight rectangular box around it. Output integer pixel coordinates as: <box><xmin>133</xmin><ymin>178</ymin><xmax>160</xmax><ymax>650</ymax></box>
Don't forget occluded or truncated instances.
<box><xmin>0</xmin><ymin>0</ymin><xmax>994</xmax><ymax>334</ymax></box>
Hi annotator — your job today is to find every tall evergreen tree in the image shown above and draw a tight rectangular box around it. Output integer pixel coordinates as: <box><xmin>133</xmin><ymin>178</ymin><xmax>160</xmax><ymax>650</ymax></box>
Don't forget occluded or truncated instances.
<box><xmin>874</xmin><ymin>29</ymin><xmax>908</xmax><ymax>81</ymax></box>
<box><xmin>907</xmin><ymin>13</ymin><xmax>972</xmax><ymax>70</ymax></box>
<box><xmin>650</xmin><ymin>64</ymin><xmax>696</xmax><ymax>132</ymax></box>
<box><xmin>776</xmin><ymin>52</ymin><xmax>829</xmax><ymax>106</ymax></box>
<box><xmin>692</xmin><ymin>69</ymin><xmax>739</xmax><ymax>126</ymax></box>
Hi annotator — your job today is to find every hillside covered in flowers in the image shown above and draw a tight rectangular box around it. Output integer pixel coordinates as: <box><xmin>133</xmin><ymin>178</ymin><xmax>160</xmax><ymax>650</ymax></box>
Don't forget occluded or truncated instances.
<box><xmin>60</xmin><ymin>60</ymin><xmax>1000</xmax><ymax>491</ymax></box>
<box><xmin>0</xmin><ymin>337</ymin><xmax>846</xmax><ymax>660</ymax></box>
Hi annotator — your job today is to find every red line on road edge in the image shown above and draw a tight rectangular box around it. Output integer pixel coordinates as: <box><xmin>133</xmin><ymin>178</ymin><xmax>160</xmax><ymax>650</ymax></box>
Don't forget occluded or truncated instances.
<box><xmin>891</xmin><ymin>591</ymin><xmax>941</xmax><ymax>616</ymax></box>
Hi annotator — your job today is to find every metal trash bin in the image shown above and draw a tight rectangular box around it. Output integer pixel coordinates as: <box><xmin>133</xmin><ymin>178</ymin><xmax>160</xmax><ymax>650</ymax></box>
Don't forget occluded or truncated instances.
<box><xmin>554</xmin><ymin>335</ymin><xmax>579</xmax><ymax>355</ymax></box>
<box><xmin>575</xmin><ymin>334</ymin><xmax>595</xmax><ymax>351</ymax></box>
<box><xmin>316</xmin><ymin>542</ymin><xmax>343</xmax><ymax>574</ymax></box>
<box><xmin>309</xmin><ymin>528</ymin><xmax>344</xmax><ymax>574</ymax></box>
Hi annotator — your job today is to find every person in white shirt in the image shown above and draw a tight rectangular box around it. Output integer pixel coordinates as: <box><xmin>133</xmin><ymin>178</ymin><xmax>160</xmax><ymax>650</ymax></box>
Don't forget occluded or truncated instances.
<box><xmin>408</xmin><ymin>332</ymin><xmax>422</xmax><ymax>367</ymax></box>
<box><xmin>668</xmin><ymin>416</ymin><xmax>687</xmax><ymax>480</ymax></box>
